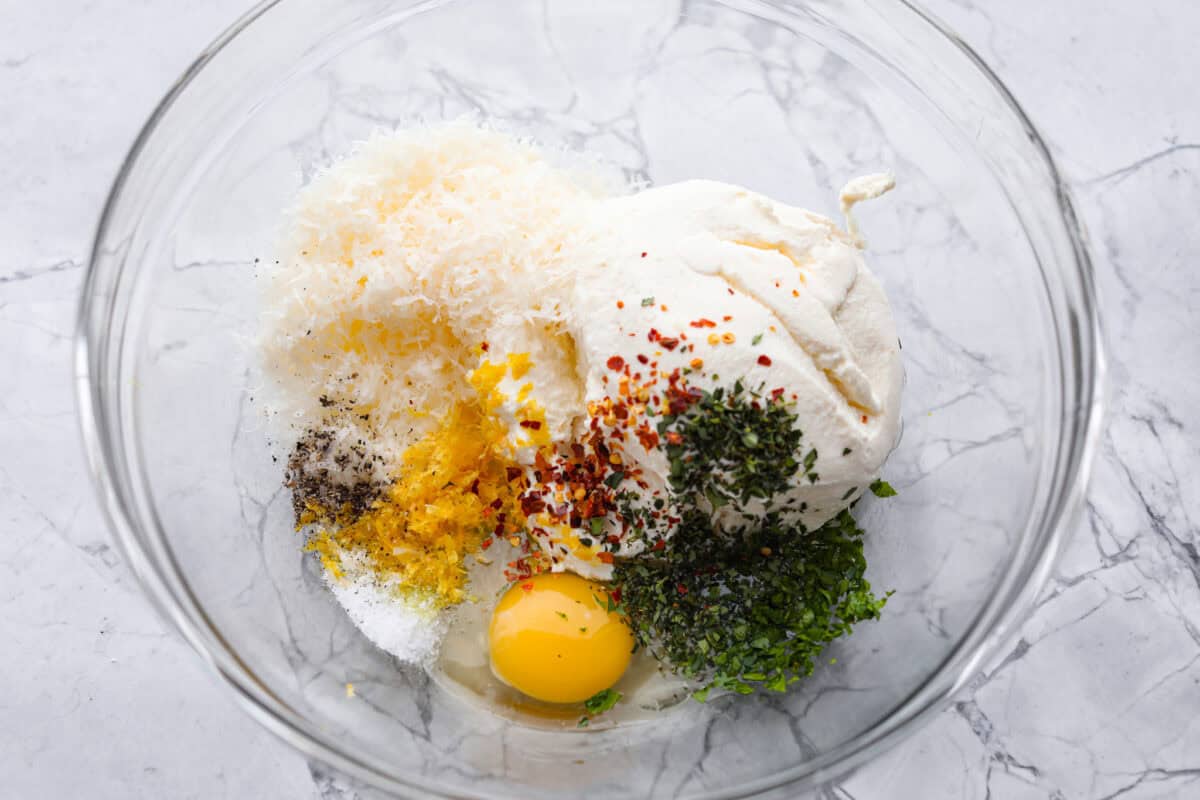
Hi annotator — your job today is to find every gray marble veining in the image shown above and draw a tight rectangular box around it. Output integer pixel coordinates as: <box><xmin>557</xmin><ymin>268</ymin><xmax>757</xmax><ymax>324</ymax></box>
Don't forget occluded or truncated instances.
<box><xmin>2</xmin><ymin>1</ymin><xmax>1197</xmax><ymax>798</ymax></box>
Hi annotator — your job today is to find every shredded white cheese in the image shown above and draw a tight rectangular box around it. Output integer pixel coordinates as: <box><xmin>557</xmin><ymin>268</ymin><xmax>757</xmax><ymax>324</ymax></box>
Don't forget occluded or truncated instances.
<box><xmin>257</xmin><ymin>122</ymin><xmax>612</xmax><ymax>465</ymax></box>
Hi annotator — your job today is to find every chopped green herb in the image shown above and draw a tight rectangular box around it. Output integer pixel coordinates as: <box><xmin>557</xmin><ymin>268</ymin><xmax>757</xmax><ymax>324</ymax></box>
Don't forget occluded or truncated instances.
<box><xmin>869</xmin><ymin>479</ymin><xmax>897</xmax><ymax>498</ymax></box>
<box><xmin>842</xmin><ymin>447</ymin><xmax>852</xmax><ymax>456</ymax></box>
<box><xmin>614</xmin><ymin>508</ymin><xmax>888</xmax><ymax>695</ymax></box>
<box><xmin>657</xmin><ymin>381</ymin><xmax>809</xmax><ymax>508</ymax></box>
<box><xmin>555</xmin><ymin>611</ymin><xmax>568</xmax><ymax>620</ymax></box>
<box><xmin>589</xmin><ymin>517</ymin><xmax>605</xmax><ymax>537</ymax></box>
<box><xmin>583</xmin><ymin>688</ymin><xmax>622</xmax><ymax>716</ymax></box>
<box><xmin>641</xmin><ymin>296</ymin><xmax>655</xmax><ymax>307</ymax></box>
<box><xmin>751</xmin><ymin>333</ymin><xmax>764</xmax><ymax>346</ymax></box>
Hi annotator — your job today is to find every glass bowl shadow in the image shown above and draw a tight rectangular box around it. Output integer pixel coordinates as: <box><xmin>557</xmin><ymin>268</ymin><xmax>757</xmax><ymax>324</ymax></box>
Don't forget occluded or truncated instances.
<box><xmin>76</xmin><ymin>0</ymin><xmax>1103</xmax><ymax>797</ymax></box>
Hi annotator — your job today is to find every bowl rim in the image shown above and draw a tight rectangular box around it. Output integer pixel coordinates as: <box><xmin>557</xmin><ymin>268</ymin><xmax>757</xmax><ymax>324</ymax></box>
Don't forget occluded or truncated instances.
<box><xmin>75</xmin><ymin>0</ymin><xmax>1106</xmax><ymax>797</ymax></box>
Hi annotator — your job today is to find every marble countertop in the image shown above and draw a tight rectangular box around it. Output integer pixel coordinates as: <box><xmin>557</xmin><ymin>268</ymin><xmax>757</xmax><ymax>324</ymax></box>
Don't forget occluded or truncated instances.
<box><xmin>2</xmin><ymin>0</ymin><xmax>1196</xmax><ymax>797</ymax></box>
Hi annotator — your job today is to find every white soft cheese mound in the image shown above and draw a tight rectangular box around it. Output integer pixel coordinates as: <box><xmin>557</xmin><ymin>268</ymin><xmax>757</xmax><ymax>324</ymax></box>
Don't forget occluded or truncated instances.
<box><xmin>555</xmin><ymin>180</ymin><xmax>902</xmax><ymax>579</ymax></box>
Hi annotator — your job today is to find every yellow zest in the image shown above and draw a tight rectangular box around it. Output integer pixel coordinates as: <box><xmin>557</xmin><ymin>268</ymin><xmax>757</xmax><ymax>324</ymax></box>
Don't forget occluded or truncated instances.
<box><xmin>307</xmin><ymin>354</ymin><xmax>541</xmax><ymax>607</ymax></box>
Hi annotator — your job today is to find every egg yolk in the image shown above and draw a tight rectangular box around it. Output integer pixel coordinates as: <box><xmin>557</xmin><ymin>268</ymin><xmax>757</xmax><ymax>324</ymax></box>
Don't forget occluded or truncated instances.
<box><xmin>489</xmin><ymin>572</ymin><xmax>633</xmax><ymax>704</ymax></box>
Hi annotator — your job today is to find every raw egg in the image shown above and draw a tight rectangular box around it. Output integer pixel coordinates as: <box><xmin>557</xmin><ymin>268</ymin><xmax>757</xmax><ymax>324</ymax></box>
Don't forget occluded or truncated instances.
<box><xmin>489</xmin><ymin>572</ymin><xmax>633</xmax><ymax>704</ymax></box>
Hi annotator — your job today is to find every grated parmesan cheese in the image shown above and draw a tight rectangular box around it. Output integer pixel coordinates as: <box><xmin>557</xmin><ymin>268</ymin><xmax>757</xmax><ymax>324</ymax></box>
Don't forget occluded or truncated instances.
<box><xmin>258</xmin><ymin>121</ymin><xmax>611</xmax><ymax>466</ymax></box>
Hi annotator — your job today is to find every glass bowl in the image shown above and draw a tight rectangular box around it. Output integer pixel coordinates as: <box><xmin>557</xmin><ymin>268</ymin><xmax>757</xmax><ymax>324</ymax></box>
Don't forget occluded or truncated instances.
<box><xmin>76</xmin><ymin>0</ymin><xmax>1103</xmax><ymax>797</ymax></box>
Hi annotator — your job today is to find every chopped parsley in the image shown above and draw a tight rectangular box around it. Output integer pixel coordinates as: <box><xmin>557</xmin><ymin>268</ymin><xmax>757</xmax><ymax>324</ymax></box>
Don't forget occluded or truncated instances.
<box><xmin>869</xmin><ymin>479</ymin><xmax>897</xmax><ymax>497</ymax></box>
<box><xmin>614</xmin><ymin>509</ymin><xmax>889</xmax><ymax>695</ymax></box>
<box><xmin>641</xmin><ymin>296</ymin><xmax>655</xmax><ymax>307</ymax></box>
<box><xmin>578</xmin><ymin>688</ymin><xmax>622</xmax><ymax>726</ymax></box>
<box><xmin>657</xmin><ymin>380</ymin><xmax>813</xmax><ymax>508</ymax></box>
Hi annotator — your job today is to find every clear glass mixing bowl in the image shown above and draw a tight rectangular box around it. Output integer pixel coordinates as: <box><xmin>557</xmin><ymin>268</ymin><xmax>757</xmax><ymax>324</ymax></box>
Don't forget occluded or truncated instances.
<box><xmin>76</xmin><ymin>0</ymin><xmax>1103</xmax><ymax>797</ymax></box>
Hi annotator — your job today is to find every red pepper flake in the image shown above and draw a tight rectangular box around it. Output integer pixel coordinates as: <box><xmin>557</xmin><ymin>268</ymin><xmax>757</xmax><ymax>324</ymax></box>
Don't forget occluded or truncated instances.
<box><xmin>727</xmin><ymin>288</ymin><xmax>735</xmax><ymax>295</ymax></box>
<box><xmin>519</xmin><ymin>419</ymin><xmax>543</xmax><ymax>430</ymax></box>
<box><xmin>770</xmin><ymin>387</ymin><xmax>786</xmax><ymax>400</ymax></box>
<box><xmin>480</xmin><ymin>341</ymin><xmax>489</xmax><ymax>352</ymax></box>
<box><xmin>596</xmin><ymin>551</ymin><xmax>615</xmax><ymax>564</ymax></box>
<box><xmin>521</xmin><ymin>582</ymin><xmax>535</xmax><ymax>592</ymax></box>
<box><xmin>676</xmin><ymin>583</ymin><xmax>689</xmax><ymax>595</ymax></box>
<box><xmin>490</xmin><ymin>497</ymin><xmax>504</xmax><ymax>510</ymax></box>
<box><xmin>689</xmin><ymin>318</ymin><xmax>718</xmax><ymax>328</ymax></box>
<box><xmin>665</xmin><ymin>431</ymin><xmax>684</xmax><ymax>445</ymax></box>
<box><xmin>468</xmin><ymin>478</ymin><xmax>481</xmax><ymax>495</ymax></box>
<box><xmin>506</xmin><ymin>466</ymin><xmax>523</xmax><ymax>482</ymax></box>
<box><xmin>792</xmin><ymin>289</ymin><xmax>800</xmax><ymax>297</ymax></box>
<box><xmin>659</xmin><ymin>337</ymin><xmax>680</xmax><ymax>351</ymax></box>
<box><xmin>606</xmin><ymin>355</ymin><xmax>625</xmax><ymax>371</ymax></box>
<box><xmin>722</xmin><ymin>315</ymin><xmax>733</xmax><ymax>322</ymax></box>
<box><xmin>616</xmin><ymin>300</ymin><xmax>625</xmax><ymax>309</ymax></box>
<box><xmin>636</xmin><ymin>354</ymin><xmax>649</xmax><ymax>364</ymax></box>
<box><xmin>652</xmin><ymin>539</ymin><xmax>666</xmax><ymax>551</ymax></box>
<box><xmin>757</xmin><ymin>355</ymin><xmax>772</xmax><ymax>366</ymax></box>
<box><xmin>861</xmin><ymin>414</ymin><xmax>869</xmax><ymax>424</ymax></box>
<box><xmin>641</xmin><ymin>251</ymin><xmax>648</xmax><ymax>258</ymax></box>
<box><xmin>647</xmin><ymin>328</ymin><xmax>661</xmax><ymax>343</ymax></box>
<box><xmin>481</xmin><ymin>537</ymin><xmax>493</xmax><ymax>550</ymax></box>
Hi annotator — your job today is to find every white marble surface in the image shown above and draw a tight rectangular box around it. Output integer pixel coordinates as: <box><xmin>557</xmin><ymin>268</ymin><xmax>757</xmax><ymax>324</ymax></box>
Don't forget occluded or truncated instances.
<box><xmin>2</xmin><ymin>0</ymin><xmax>1197</xmax><ymax>798</ymax></box>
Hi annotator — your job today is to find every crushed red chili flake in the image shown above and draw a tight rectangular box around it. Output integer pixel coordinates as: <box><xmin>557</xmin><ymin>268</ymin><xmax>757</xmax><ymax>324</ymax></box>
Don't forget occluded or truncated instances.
<box><xmin>722</xmin><ymin>315</ymin><xmax>733</xmax><ymax>322</ymax></box>
<box><xmin>861</xmin><ymin>414</ymin><xmax>869</xmax><ymax>424</ymax></box>
<box><xmin>771</xmin><ymin>387</ymin><xmax>786</xmax><ymax>400</ymax></box>
<box><xmin>641</xmin><ymin>252</ymin><xmax>647</xmax><ymax>258</ymax></box>
<box><xmin>606</xmin><ymin>355</ymin><xmax>625</xmax><ymax>371</ymax></box>
<box><xmin>636</xmin><ymin>354</ymin><xmax>649</xmax><ymax>364</ymax></box>
<box><xmin>689</xmin><ymin>318</ymin><xmax>717</xmax><ymax>328</ymax></box>
<box><xmin>506</xmin><ymin>466</ymin><xmax>523</xmax><ymax>482</ymax></box>
<box><xmin>652</xmin><ymin>539</ymin><xmax>666</xmax><ymax>551</ymax></box>
<box><xmin>481</xmin><ymin>537</ymin><xmax>493</xmax><ymax>550</ymax></box>
<box><xmin>659</xmin><ymin>337</ymin><xmax>680</xmax><ymax>351</ymax></box>
<box><xmin>522</xmin><ymin>582</ymin><xmax>535</xmax><ymax>592</ymax></box>
<box><xmin>597</xmin><ymin>551</ymin><xmax>615</xmax><ymax>564</ymax></box>
<box><xmin>757</xmin><ymin>355</ymin><xmax>772</xmax><ymax>366</ymax></box>
<box><xmin>519</xmin><ymin>419</ymin><xmax>543</xmax><ymax>430</ymax></box>
<box><xmin>480</xmin><ymin>341</ymin><xmax>489</xmax><ymax>351</ymax></box>
<box><xmin>617</xmin><ymin>300</ymin><xmax>625</xmax><ymax>309</ymax></box>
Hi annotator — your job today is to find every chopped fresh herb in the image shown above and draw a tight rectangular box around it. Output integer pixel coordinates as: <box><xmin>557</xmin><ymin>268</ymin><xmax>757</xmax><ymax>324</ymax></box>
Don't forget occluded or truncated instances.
<box><xmin>614</xmin><ymin>508</ymin><xmax>888</xmax><ymax>695</ymax></box>
<box><xmin>589</xmin><ymin>517</ymin><xmax>605</xmax><ymax>537</ymax></box>
<box><xmin>843</xmin><ymin>447</ymin><xmax>853</xmax><ymax>456</ymax></box>
<box><xmin>869</xmin><ymin>479</ymin><xmax>897</xmax><ymax>498</ymax></box>
<box><xmin>751</xmin><ymin>333</ymin><xmax>764</xmax><ymax>346</ymax></box>
<box><xmin>641</xmin><ymin>296</ymin><xmax>655</xmax><ymax>307</ymax></box>
<box><xmin>583</xmin><ymin>688</ymin><xmax>622</xmax><ymax>715</ymax></box>
<box><xmin>579</xmin><ymin>627</ymin><xmax>588</xmax><ymax>633</ymax></box>
<box><xmin>657</xmin><ymin>381</ymin><xmax>812</xmax><ymax>508</ymax></box>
